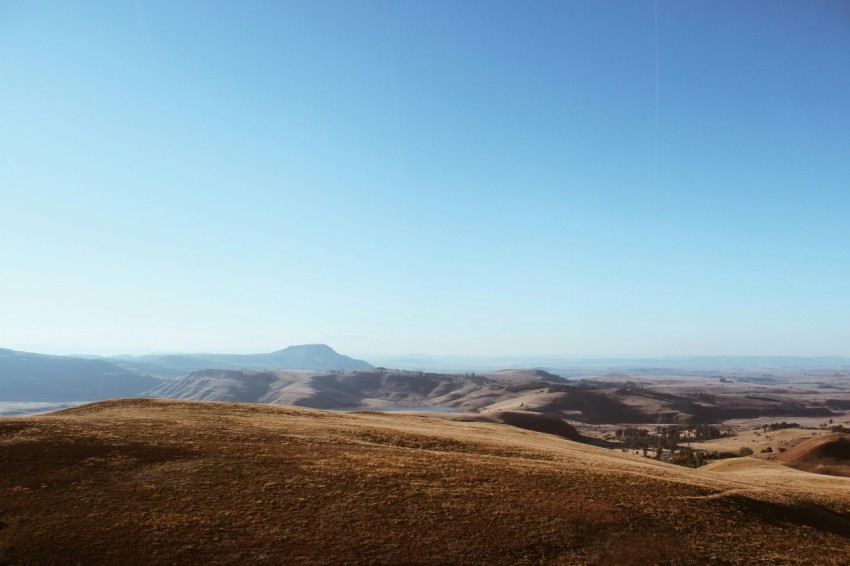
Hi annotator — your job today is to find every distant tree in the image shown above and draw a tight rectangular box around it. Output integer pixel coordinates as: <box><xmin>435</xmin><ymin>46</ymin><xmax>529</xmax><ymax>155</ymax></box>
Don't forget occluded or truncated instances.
<box><xmin>738</xmin><ymin>447</ymin><xmax>754</xmax><ymax>457</ymax></box>
<box><xmin>694</xmin><ymin>424</ymin><xmax>721</xmax><ymax>441</ymax></box>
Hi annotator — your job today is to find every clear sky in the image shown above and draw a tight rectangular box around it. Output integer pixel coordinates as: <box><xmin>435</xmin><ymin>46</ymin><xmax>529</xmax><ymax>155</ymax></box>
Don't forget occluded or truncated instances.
<box><xmin>1</xmin><ymin>1</ymin><xmax>848</xmax><ymax>358</ymax></box>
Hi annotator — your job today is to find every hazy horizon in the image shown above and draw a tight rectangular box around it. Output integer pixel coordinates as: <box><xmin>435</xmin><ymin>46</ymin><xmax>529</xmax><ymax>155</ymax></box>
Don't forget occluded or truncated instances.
<box><xmin>3</xmin><ymin>1</ymin><xmax>848</xmax><ymax>358</ymax></box>
<box><xmin>6</xmin><ymin>342</ymin><xmax>850</xmax><ymax>364</ymax></box>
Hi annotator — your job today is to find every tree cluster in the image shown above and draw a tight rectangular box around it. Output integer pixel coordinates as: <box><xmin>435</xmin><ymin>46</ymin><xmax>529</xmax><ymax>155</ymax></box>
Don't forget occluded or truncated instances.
<box><xmin>761</xmin><ymin>421</ymin><xmax>800</xmax><ymax>432</ymax></box>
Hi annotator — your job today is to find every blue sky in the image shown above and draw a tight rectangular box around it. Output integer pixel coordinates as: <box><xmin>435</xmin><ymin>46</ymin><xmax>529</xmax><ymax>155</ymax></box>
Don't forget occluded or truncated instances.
<box><xmin>1</xmin><ymin>1</ymin><xmax>848</xmax><ymax>357</ymax></box>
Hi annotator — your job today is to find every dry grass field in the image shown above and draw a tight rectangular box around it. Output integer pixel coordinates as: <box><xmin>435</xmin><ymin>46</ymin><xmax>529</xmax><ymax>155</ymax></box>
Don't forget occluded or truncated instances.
<box><xmin>775</xmin><ymin>434</ymin><xmax>850</xmax><ymax>478</ymax></box>
<box><xmin>687</xmin><ymin>426</ymin><xmax>831</xmax><ymax>454</ymax></box>
<box><xmin>3</xmin><ymin>399</ymin><xmax>850</xmax><ymax>565</ymax></box>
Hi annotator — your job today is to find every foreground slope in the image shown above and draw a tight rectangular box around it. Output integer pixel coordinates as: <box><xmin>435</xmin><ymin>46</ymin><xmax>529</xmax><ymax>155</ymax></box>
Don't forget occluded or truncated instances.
<box><xmin>2</xmin><ymin>399</ymin><xmax>850</xmax><ymax>565</ymax></box>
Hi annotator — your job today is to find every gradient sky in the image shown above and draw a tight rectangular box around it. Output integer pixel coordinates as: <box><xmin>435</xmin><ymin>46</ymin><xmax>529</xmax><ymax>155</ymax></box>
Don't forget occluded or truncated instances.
<box><xmin>2</xmin><ymin>1</ymin><xmax>849</xmax><ymax>358</ymax></box>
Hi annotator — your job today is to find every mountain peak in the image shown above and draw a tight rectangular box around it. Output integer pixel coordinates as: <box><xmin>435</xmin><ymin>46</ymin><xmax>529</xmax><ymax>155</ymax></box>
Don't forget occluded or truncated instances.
<box><xmin>273</xmin><ymin>344</ymin><xmax>336</xmax><ymax>355</ymax></box>
<box><xmin>264</xmin><ymin>344</ymin><xmax>371</xmax><ymax>370</ymax></box>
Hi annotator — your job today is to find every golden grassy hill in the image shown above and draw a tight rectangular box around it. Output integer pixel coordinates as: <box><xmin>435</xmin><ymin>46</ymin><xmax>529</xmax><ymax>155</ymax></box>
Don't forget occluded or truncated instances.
<box><xmin>775</xmin><ymin>433</ymin><xmax>850</xmax><ymax>478</ymax></box>
<box><xmin>2</xmin><ymin>399</ymin><xmax>850</xmax><ymax>565</ymax></box>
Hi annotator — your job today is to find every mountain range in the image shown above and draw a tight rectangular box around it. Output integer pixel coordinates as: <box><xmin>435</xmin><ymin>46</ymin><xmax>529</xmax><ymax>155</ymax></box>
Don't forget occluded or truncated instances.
<box><xmin>0</xmin><ymin>344</ymin><xmax>372</xmax><ymax>405</ymax></box>
<box><xmin>0</xmin><ymin>348</ymin><xmax>160</xmax><ymax>402</ymax></box>
<box><xmin>370</xmin><ymin>354</ymin><xmax>850</xmax><ymax>373</ymax></box>
<box><xmin>107</xmin><ymin>343</ymin><xmax>372</xmax><ymax>376</ymax></box>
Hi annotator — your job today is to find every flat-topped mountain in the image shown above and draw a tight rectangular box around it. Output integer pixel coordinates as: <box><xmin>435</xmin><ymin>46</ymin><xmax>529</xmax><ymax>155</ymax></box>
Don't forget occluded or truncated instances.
<box><xmin>115</xmin><ymin>343</ymin><xmax>372</xmax><ymax>375</ymax></box>
<box><xmin>0</xmin><ymin>345</ymin><xmax>371</xmax><ymax>405</ymax></box>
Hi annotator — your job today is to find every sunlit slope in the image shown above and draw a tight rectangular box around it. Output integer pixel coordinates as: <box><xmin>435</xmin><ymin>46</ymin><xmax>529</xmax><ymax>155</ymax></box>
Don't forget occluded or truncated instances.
<box><xmin>2</xmin><ymin>399</ymin><xmax>850</xmax><ymax>565</ymax></box>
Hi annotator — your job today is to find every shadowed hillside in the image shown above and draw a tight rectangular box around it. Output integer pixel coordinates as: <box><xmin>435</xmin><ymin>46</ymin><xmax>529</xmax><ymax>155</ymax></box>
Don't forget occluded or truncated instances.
<box><xmin>2</xmin><ymin>399</ymin><xmax>850</xmax><ymax>564</ymax></box>
<box><xmin>447</xmin><ymin>410</ymin><xmax>586</xmax><ymax>442</ymax></box>
<box><xmin>777</xmin><ymin>433</ymin><xmax>850</xmax><ymax>478</ymax></box>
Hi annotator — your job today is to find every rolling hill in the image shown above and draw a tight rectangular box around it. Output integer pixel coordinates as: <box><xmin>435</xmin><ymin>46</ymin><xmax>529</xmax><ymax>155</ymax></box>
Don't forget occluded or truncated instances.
<box><xmin>776</xmin><ymin>433</ymin><xmax>850</xmax><ymax>478</ymax></box>
<box><xmin>143</xmin><ymin>368</ymin><xmax>839</xmax><ymax>425</ymax></box>
<box><xmin>143</xmin><ymin>368</ymin><xmax>476</xmax><ymax>410</ymax></box>
<box><xmin>2</xmin><ymin>399</ymin><xmax>850</xmax><ymax>564</ymax></box>
<box><xmin>142</xmin><ymin>368</ymin><xmax>575</xmax><ymax>412</ymax></box>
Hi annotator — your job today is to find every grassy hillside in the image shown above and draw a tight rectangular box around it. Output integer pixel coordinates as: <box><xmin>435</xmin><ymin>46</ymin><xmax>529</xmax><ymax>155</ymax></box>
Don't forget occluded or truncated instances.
<box><xmin>776</xmin><ymin>433</ymin><xmax>850</xmax><ymax>478</ymax></box>
<box><xmin>2</xmin><ymin>399</ymin><xmax>850</xmax><ymax>564</ymax></box>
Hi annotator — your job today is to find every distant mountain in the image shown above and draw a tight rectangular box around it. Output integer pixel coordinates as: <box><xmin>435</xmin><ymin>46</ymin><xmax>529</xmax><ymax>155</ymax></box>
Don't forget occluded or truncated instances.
<box><xmin>371</xmin><ymin>355</ymin><xmax>850</xmax><ymax>374</ymax></box>
<box><xmin>258</xmin><ymin>344</ymin><xmax>373</xmax><ymax>370</ymax></box>
<box><xmin>0</xmin><ymin>348</ymin><xmax>161</xmax><ymax>402</ymax></box>
<box><xmin>117</xmin><ymin>344</ymin><xmax>372</xmax><ymax>376</ymax></box>
<box><xmin>105</xmin><ymin>359</ymin><xmax>188</xmax><ymax>379</ymax></box>
<box><xmin>487</xmin><ymin>369</ymin><xmax>566</xmax><ymax>382</ymax></box>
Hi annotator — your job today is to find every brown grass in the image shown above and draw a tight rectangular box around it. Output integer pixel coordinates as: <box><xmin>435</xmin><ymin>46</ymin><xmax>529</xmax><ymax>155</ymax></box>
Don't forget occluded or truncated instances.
<box><xmin>2</xmin><ymin>399</ymin><xmax>850</xmax><ymax>564</ymax></box>
<box><xmin>775</xmin><ymin>433</ymin><xmax>850</xmax><ymax>478</ymax></box>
